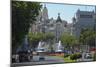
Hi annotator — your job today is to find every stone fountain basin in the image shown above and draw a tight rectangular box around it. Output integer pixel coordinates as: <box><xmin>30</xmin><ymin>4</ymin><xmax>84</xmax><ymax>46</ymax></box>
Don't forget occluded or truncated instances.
<box><xmin>55</xmin><ymin>50</ymin><xmax>63</xmax><ymax>52</ymax></box>
<box><xmin>33</xmin><ymin>48</ymin><xmax>47</xmax><ymax>61</ymax></box>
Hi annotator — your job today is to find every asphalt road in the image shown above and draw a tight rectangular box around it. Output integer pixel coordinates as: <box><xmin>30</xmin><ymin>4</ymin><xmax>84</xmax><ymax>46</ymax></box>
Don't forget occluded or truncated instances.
<box><xmin>12</xmin><ymin>56</ymin><xmax>65</xmax><ymax>66</ymax></box>
<box><xmin>11</xmin><ymin>53</ymin><xmax>94</xmax><ymax>67</ymax></box>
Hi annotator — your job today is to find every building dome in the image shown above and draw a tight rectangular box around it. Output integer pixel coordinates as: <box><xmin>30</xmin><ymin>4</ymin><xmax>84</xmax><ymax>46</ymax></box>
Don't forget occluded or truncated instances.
<box><xmin>56</xmin><ymin>13</ymin><xmax>62</xmax><ymax>22</ymax></box>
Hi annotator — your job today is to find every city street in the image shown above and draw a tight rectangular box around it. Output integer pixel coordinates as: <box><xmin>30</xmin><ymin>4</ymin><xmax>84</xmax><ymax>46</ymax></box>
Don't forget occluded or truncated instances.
<box><xmin>12</xmin><ymin>56</ymin><xmax>65</xmax><ymax>66</ymax></box>
<box><xmin>11</xmin><ymin>1</ymin><xmax>96</xmax><ymax>67</ymax></box>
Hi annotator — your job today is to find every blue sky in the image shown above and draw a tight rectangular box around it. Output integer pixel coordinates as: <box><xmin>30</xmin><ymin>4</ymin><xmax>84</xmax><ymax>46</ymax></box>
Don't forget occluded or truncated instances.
<box><xmin>41</xmin><ymin>3</ymin><xmax>95</xmax><ymax>23</ymax></box>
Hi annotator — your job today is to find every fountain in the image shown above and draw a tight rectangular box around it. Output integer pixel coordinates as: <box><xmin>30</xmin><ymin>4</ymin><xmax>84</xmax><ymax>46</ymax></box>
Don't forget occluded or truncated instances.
<box><xmin>37</xmin><ymin>41</ymin><xmax>42</xmax><ymax>49</ymax></box>
<box><xmin>21</xmin><ymin>35</ymin><xmax>30</xmax><ymax>51</ymax></box>
<box><xmin>36</xmin><ymin>41</ymin><xmax>45</xmax><ymax>52</ymax></box>
<box><xmin>55</xmin><ymin>40</ymin><xmax>63</xmax><ymax>52</ymax></box>
<box><xmin>16</xmin><ymin>35</ymin><xmax>30</xmax><ymax>53</ymax></box>
<box><xmin>34</xmin><ymin>41</ymin><xmax>46</xmax><ymax>61</ymax></box>
<box><xmin>16</xmin><ymin>35</ymin><xmax>31</xmax><ymax>62</ymax></box>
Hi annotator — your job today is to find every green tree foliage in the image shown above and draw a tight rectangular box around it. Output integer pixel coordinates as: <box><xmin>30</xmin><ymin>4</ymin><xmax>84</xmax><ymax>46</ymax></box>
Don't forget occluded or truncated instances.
<box><xmin>45</xmin><ymin>32</ymin><xmax>55</xmax><ymax>41</ymax></box>
<box><xmin>79</xmin><ymin>28</ymin><xmax>96</xmax><ymax>47</ymax></box>
<box><xmin>45</xmin><ymin>32</ymin><xmax>55</xmax><ymax>51</ymax></box>
<box><xmin>60</xmin><ymin>33</ymin><xmax>78</xmax><ymax>47</ymax></box>
<box><xmin>12</xmin><ymin>1</ymin><xmax>41</xmax><ymax>53</ymax></box>
<box><xmin>28</xmin><ymin>32</ymin><xmax>55</xmax><ymax>50</ymax></box>
<box><xmin>93</xmin><ymin>53</ymin><xmax>96</xmax><ymax>61</ymax></box>
<box><xmin>28</xmin><ymin>32</ymin><xmax>44</xmax><ymax>50</ymax></box>
<box><xmin>70</xmin><ymin>53</ymin><xmax>82</xmax><ymax>60</ymax></box>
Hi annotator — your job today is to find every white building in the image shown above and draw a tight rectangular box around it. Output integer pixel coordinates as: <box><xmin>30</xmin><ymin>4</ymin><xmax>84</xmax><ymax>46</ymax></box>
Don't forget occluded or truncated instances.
<box><xmin>29</xmin><ymin>5</ymin><xmax>70</xmax><ymax>42</ymax></box>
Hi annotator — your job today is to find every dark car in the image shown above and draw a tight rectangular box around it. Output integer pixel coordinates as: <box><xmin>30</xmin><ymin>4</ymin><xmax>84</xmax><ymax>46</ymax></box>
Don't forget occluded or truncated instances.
<box><xmin>18</xmin><ymin>50</ymin><xmax>31</xmax><ymax>62</ymax></box>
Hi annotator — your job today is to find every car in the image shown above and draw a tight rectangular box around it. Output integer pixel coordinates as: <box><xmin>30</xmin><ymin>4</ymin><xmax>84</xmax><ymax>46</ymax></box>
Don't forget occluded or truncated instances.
<box><xmin>84</xmin><ymin>53</ymin><xmax>92</xmax><ymax>59</ymax></box>
<box><xmin>17</xmin><ymin>50</ymin><xmax>32</xmax><ymax>62</ymax></box>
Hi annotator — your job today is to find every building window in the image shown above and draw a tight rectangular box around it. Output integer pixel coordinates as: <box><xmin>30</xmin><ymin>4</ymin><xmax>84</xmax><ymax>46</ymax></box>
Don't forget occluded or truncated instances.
<box><xmin>80</xmin><ymin>15</ymin><xmax>93</xmax><ymax>18</ymax></box>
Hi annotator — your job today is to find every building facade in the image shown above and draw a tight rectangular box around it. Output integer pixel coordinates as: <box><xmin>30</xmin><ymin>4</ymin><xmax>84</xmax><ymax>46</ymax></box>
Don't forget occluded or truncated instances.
<box><xmin>29</xmin><ymin>5</ymin><xmax>70</xmax><ymax>42</ymax></box>
<box><xmin>72</xmin><ymin>9</ymin><xmax>96</xmax><ymax>37</ymax></box>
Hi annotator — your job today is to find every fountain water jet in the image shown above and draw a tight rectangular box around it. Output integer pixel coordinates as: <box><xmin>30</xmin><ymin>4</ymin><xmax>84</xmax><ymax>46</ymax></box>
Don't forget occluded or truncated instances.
<box><xmin>37</xmin><ymin>41</ymin><xmax>42</xmax><ymax>49</ymax></box>
<box><xmin>36</xmin><ymin>41</ymin><xmax>46</xmax><ymax>52</ymax></box>
<box><xmin>35</xmin><ymin>41</ymin><xmax>46</xmax><ymax>61</ymax></box>
<box><xmin>55</xmin><ymin>40</ymin><xmax>63</xmax><ymax>52</ymax></box>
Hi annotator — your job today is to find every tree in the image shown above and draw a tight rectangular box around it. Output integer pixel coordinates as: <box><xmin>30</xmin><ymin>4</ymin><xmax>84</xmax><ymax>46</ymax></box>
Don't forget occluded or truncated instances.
<box><xmin>28</xmin><ymin>32</ymin><xmax>55</xmax><ymax>50</ymax></box>
<box><xmin>28</xmin><ymin>32</ymin><xmax>44</xmax><ymax>50</ymax></box>
<box><xmin>60</xmin><ymin>33</ymin><xmax>78</xmax><ymax>49</ymax></box>
<box><xmin>45</xmin><ymin>32</ymin><xmax>55</xmax><ymax>51</ymax></box>
<box><xmin>79</xmin><ymin>28</ymin><xmax>96</xmax><ymax>47</ymax></box>
<box><xmin>45</xmin><ymin>32</ymin><xmax>55</xmax><ymax>42</ymax></box>
<box><xmin>12</xmin><ymin>1</ymin><xmax>42</xmax><ymax>54</ymax></box>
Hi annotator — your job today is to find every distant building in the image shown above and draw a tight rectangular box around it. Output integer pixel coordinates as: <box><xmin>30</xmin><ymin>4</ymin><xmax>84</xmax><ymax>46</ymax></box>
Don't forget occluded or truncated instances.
<box><xmin>29</xmin><ymin>4</ymin><xmax>72</xmax><ymax>42</ymax></box>
<box><xmin>72</xmin><ymin>9</ymin><xmax>96</xmax><ymax>37</ymax></box>
<box><xmin>55</xmin><ymin>13</ymin><xmax>63</xmax><ymax>42</ymax></box>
